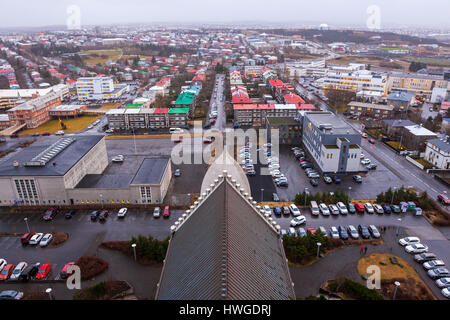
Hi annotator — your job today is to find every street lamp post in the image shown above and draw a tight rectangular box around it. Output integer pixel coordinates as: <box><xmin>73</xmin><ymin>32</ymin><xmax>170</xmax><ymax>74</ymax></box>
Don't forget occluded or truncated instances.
<box><xmin>304</xmin><ymin>188</ymin><xmax>309</xmax><ymax>207</ymax></box>
<box><xmin>391</xmin><ymin>187</ymin><xmax>397</xmax><ymax>205</ymax></box>
<box><xmin>261</xmin><ymin>189</ymin><xmax>264</xmax><ymax>202</ymax></box>
<box><xmin>45</xmin><ymin>288</ymin><xmax>53</xmax><ymax>300</ymax></box>
<box><xmin>131</xmin><ymin>243</ymin><xmax>137</xmax><ymax>261</ymax></box>
<box><xmin>24</xmin><ymin>217</ymin><xmax>30</xmax><ymax>233</ymax></box>
<box><xmin>316</xmin><ymin>242</ymin><xmax>322</xmax><ymax>258</ymax></box>
<box><xmin>396</xmin><ymin>218</ymin><xmax>402</xmax><ymax>237</ymax></box>
<box><xmin>393</xmin><ymin>281</ymin><xmax>400</xmax><ymax>300</ymax></box>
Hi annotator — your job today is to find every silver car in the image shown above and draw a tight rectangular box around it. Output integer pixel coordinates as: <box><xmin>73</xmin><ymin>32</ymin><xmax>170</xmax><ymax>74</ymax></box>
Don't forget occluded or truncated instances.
<box><xmin>330</xmin><ymin>226</ymin><xmax>339</xmax><ymax>239</ymax></box>
<box><xmin>10</xmin><ymin>262</ymin><xmax>28</xmax><ymax>281</ymax></box>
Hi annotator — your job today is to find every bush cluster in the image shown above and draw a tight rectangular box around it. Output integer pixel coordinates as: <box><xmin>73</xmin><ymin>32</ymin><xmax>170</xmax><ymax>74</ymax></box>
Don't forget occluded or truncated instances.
<box><xmin>376</xmin><ymin>187</ymin><xmax>432</xmax><ymax>210</ymax></box>
<box><xmin>76</xmin><ymin>256</ymin><xmax>109</xmax><ymax>280</ymax></box>
<box><xmin>129</xmin><ymin>235</ymin><xmax>169</xmax><ymax>263</ymax></box>
<box><xmin>282</xmin><ymin>230</ymin><xmax>329</xmax><ymax>264</ymax></box>
<box><xmin>294</xmin><ymin>190</ymin><xmax>349</xmax><ymax>207</ymax></box>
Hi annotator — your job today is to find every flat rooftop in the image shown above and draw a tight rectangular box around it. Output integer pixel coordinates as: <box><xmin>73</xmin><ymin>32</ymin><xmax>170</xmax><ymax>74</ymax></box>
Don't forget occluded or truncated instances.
<box><xmin>76</xmin><ymin>174</ymin><xmax>134</xmax><ymax>189</ymax></box>
<box><xmin>266</xmin><ymin>117</ymin><xmax>299</xmax><ymax>125</ymax></box>
<box><xmin>0</xmin><ymin>135</ymin><xmax>103</xmax><ymax>177</ymax></box>
<box><xmin>305</xmin><ymin>111</ymin><xmax>359</xmax><ymax>135</ymax></box>
<box><xmin>130</xmin><ymin>157</ymin><xmax>170</xmax><ymax>185</ymax></box>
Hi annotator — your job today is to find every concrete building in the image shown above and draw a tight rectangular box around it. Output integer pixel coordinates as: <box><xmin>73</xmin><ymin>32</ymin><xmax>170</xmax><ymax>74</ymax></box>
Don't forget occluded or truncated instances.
<box><xmin>386</xmin><ymin>91</ymin><xmax>416</xmax><ymax>112</ymax></box>
<box><xmin>387</xmin><ymin>72</ymin><xmax>449</xmax><ymax>97</ymax></box>
<box><xmin>48</xmin><ymin>104</ymin><xmax>87</xmax><ymax>118</ymax></box>
<box><xmin>0</xmin><ymin>84</ymin><xmax>69</xmax><ymax>110</ymax></box>
<box><xmin>402</xmin><ymin>124</ymin><xmax>437</xmax><ymax>152</ymax></box>
<box><xmin>0</xmin><ymin>136</ymin><xmax>171</xmax><ymax>206</ymax></box>
<box><xmin>425</xmin><ymin>136</ymin><xmax>450</xmax><ymax>169</ymax></box>
<box><xmin>76</xmin><ymin>76</ymin><xmax>127</xmax><ymax>101</ymax></box>
<box><xmin>234</xmin><ymin>104</ymin><xmax>315</xmax><ymax>127</ymax></box>
<box><xmin>302</xmin><ymin>111</ymin><xmax>362</xmax><ymax>174</ymax></box>
<box><xmin>266</xmin><ymin>117</ymin><xmax>302</xmax><ymax>145</ymax></box>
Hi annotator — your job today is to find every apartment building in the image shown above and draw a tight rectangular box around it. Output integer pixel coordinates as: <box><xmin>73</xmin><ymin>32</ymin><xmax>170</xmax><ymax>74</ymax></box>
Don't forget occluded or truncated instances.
<box><xmin>234</xmin><ymin>103</ymin><xmax>315</xmax><ymax>126</ymax></box>
<box><xmin>76</xmin><ymin>76</ymin><xmax>127</xmax><ymax>101</ymax></box>
<box><xmin>302</xmin><ymin>111</ymin><xmax>362</xmax><ymax>174</ymax></box>
<box><xmin>387</xmin><ymin>72</ymin><xmax>449</xmax><ymax>97</ymax></box>
<box><xmin>0</xmin><ymin>84</ymin><xmax>69</xmax><ymax>110</ymax></box>
<box><xmin>425</xmin><ymin>136</ymin><xmax>450</xmax><ymax>169</ymax></box>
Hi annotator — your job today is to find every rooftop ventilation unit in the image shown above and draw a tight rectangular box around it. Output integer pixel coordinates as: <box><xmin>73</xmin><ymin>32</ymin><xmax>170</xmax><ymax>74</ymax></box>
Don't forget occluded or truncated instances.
<box><xmin>24</xmin><ymin>137</ymin><xmax>76</xmax><ymax>167</ymax></box>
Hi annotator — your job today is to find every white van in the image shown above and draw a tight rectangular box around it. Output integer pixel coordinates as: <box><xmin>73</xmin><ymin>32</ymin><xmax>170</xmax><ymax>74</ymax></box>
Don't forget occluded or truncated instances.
<box><xmin>310</xmin><ymin>201</ymin><xmax>320</xmax><ymax>216</ymax></box>
<box><xmin>169</xmin><ymin>128</ymin><xmax>183</xmax><ymax>134</ymax></box>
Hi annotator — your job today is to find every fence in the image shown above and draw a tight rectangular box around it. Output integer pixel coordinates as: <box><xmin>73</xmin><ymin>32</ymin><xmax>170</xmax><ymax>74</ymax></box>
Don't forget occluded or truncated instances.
<box><xmin>405</xmin><ymin>156</ymin><xmax>424</xmax><ymax>170</ymax></box>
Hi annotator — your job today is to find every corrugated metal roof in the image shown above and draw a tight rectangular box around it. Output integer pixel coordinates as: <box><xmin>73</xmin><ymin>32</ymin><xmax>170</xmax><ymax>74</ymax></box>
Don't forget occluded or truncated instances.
<box><xmin>156</xmin><ymin>177</ymin><xmax>295</xmax><ymax>300</ymax></box>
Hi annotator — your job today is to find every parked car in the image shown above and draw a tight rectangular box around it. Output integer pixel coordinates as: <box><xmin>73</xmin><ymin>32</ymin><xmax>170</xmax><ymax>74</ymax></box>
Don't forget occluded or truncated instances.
<box><xmin>98</xmin><ymin>210</ymin><xmax>109</xmax><ymax>222</ymax></box>
<box><xmin>361</xmin><ymin>158</ymin><xmax>371</xmax><ymax>166</ymax></box>
<box><xmin>282</xmin><ymin>206</ymin><xmax>290</xmax><ymax>215</ymax></box>
<box><xmin>39</xmin><ymin>233</ymin><xmax>53</xmax><ymax>247</ymax></box>
<box><xmin>163</xmin><ymin>206</ymin><xmax>170</xmax><ymax>218</ymax></box>
<box><xmin>117</xmin><ymin>207</ymin><xmax>127</xmax><ymax>218</ymax></box>
<box><xmin>347</xmin><ymin>225</ymin><xmax>359</xmax><ymax>239</ymax></box>
<box><xmin>330</xmin><ymin>226</ymin><xmax>339</xmax><ymax>239</ymax></box>
<box><xmin>353</xmin><ymin>175</ymin><xmax>362</xmax><ymax>183</ymax></box>
<box><xmin>297</xmin><ymin>228</ymin><xmax>307</xmax><ymax>237</ymax></box>
<box><xmin>318</xmin><ymin>226</ymin><xmax>327</xmax><ymax>237</ymax></box>
<box><xmin>338</xmin><ymin>225</ymin><xmax>349</xmax><ymax>240</ymax></box>
<box><xmin>336</xmin><ymin>202</ymin><xmax>348</xmax><ymax>215</ymax></box>
<box><xmin>347</xmin><ymin>203</ymin><xmax>356</xmax><ymax>214</ymax></box>
<box><xmin>354</xmin><ymin>202</ymin><xmax>365</xmax><ymax>213</ymax></box>
<box><xmin>153</xmin><ymin>207</ymin><xmax>161</xmax><ymax>218</ymax></box>
<box><xmin>263</xmin><ymin>205</ymin><xmax>272</xmax><ymax>216</ymax></box>
<box><xmin>43</xmin><ymin>208</ymin><xmax>57</xmax><ymax>221</ymax></box>
<box><xmin>405</xmin><ymin>243</ymin><xmax>428</xmax><ymax>253</ymax></box>
<box><xmin>112</xmin><ymin>155</ymin><xmax>124</xmax><ymax>162</ymax></box>
<box><xmin>414</xmin><ymin>252</ymin><xmax>437</xmax><ymax>263</ymax></box>
<box><xmin>60</xmin><ymin>262</ymin><xmax>75</xmax><ymax>279</ymax></box>
<box><xmin>64</xmin><ymin>210</ymin><xmax>76</xmax><ymax>219</ymax></box>
<box><xmin>21</xmin><ymin>232</ymin><xmax>35</xmax><ymax>245</ymax></box>
<box><xmin>272</xmin><ymin>193</ymin><xmax>280</xmax><ymax>201</ymax></box>
<box><xmin>381</xmin><ymin>204</ymin><xmax>391</xmax><ymax>214</ymax></box>
<box><xmin>423</xmin><ymin>260</ymin><xmax>445</xmax><ymax>270</ymax></box>
<box><xmin>373</xmin><ymin>204</ymin><xmax>384</xmax><ymax>214</ymax></box>
<box><xmin>0</xmin><ymin>290</ymin><xmax>23</xmax><ymax>300</ymax></box>
<box><xmin>306</xmin><ymin>227</ymin><xmax>316</xmax><ymax>235</ymax></box>
<box><xmin>435</xmin><ymin>277</ymin><xmax>450</xmax><ymax>288</ymax></box>
<box><xmin>273</xmin><ymin>206</ymin><xmax>282</xmax><ymax>216</ymax></box>
<box><xmin>358</xmin><ymin>225</ymin><xmax>371</xmax><ymax>239</ymax></box>
<box><xmin>399</xmin><ymin>236</ymin><xmax>420</xmax><ymax>246</ymax></box>
<box><xmin>309</xmin><ymin>178</ymin><xmax>319</xmax><ymax>187</ymax></box>
<box><xmin>390</xmin><ymin>205</ymin><xmax>401</xmax><ymax>213</ymax></box>
<box><xmin>288</xmin><ymin>227</ymin><xmax>297</xmax><ymax>236</ymax></box>
<box><xmin>368</xmin><ymin>138</ymin><xmax>376</xmax><ymax>144</ymax></box>
<box><xmin>333</xmin><ymin>176</ymin><xmax>341</xmax><ymax>184</ymax></box>
<box><xmin>328</xmin><ymin>204</ymin><xmax>339</xmax><ymax>215</ymax></box>
<box><xmin>318</xmin><ymin>203</ymin><xmax>329</xmax><ymax>216</ymax></box>
<box><xmin>36</xmin><ymin>264</ymin><xmax>52</xmax><ymax>279</ymax></box>
<box><xmin>437</xmin><ymin>194</ymin><xmax>450</xmax><ymax>205</ymax></box>
<box><xmin>310</xmin><ymin>201</ymin><xmax>320</xmax><ymax>216</ymax></box>
<box><xmin>441</xmin><ymin>287</ymin><xmax>450</xmax><ymax>299</ymax></box>
<box><xmin>0</xmin><ymin>264</ymin><xmax>15</xmax><ymax>280</ymax></box>
<box><xmin>368</xmin><ymin>225</ymin><xmax>381</xmax><ymax>238</ymax></box>
<box><xmin>364</xmin><ymin>203</ymin><xmax>375</xmax><ymax>214</ymax></box>
<box><xmin>174</xmin><ymin>169</ymin><xmax>181</xmax><ymax>177</ymax></box>
<box><xmin>29</xmin><ymin>233</ymin><xmax>44</xmax><ymax>245</ymax></box>
<box><xmin>428</xmin><ymin>267</ymin><xmax>450</xmax><ymax>279</ymax></box>
<box><xmin>290</xmin><ymin>216</ymin><xmax>306</xmax><ymax>227</ymax></box>
<box><xmin>289</xmin><ymin>204</ymin><xmax>301</xmax><ymax>216</ymax></box>
<box><xmin>323</xmin><ymin>176</ymin><xmax>332</xmax><ymax>184</ymax></box>
<box><xmin>10</xmin><ymin>262</ymin><xmax>27</xmax><ymax>281</ymax></box>
<box><xmin>280</xmin><ymin>229</ymin><xmax>287</xmax><ymax>237</ymax></box>
<box><xmin>18</xmin><ymin>263</ymin><xmax>40</xmax><ymax>282</ymax></box>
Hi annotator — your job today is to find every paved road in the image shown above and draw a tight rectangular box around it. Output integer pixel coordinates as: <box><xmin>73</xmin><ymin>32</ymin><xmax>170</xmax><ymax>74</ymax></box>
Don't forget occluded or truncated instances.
<box><xmin>207</xmin><ymin>73</ymin><xmax>226</xmax><ymax>131</ymax></box>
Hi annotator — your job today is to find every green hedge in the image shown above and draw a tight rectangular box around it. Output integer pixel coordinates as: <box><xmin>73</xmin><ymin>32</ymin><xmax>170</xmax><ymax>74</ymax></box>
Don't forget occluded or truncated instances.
<box><xmin>129</xmin><ymin>235</ymin><xmax>169</xmax><ymax>263</ymax></box>
<box><xmin>294</xmin><ymin>190</ymin><xmax>349</xmax><ymax>207</ymax></box>
<box><xmin>376</xmin><ymin>187</ymin><xmax>433</xmax><ymax>210</ymax></box>
<box><xmin>282</xmin><ymin>230</ymin><xmax>329</xmax><ymax>264</ymax></box>
<box><xmin>340</xmin><ymin>278</ymin><xmax>384</xmax><ymax>300</ymax></box>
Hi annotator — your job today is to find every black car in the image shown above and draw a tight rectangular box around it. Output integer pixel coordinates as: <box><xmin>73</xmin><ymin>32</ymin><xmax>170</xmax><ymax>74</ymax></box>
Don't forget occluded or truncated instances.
<box><xmin>338</xmin><ymin>225</ymin><xmax>349</xmax><ymax>240</ymax></box>
<box><xmin>19</xmin><ymin>262</ymin><xmax>40</xmax><ymax>282</ymax></box>
<box><xmin>381</xmin><ymin>204</ymin><xmax>391</xmax><ymax>214</ymax></box>
<box><xmin>358</xmin><ymin>225</ymin><xmax>371</xmax><ymax>239</ymax></box>
<box><xmin>272</xmin><ymin>193</ymin><xmax>280</xmax><ymax>201</ymax></box>
<box><xmin>90</xmin><ymin>210</ymin><xmax>100</xmax><ymax>221</ymax></box>
<box><xmin>347</xmin><ymin>203</ymin><xmax>356</xmax><ymax>214</ymax></box>
<box><xmin>64</xmin><ymin>210</ymin><xmax>76</xmax><ymax>219</ymax></box>
<box><xmin>333</xmin><ymin>176</ymin><xmax>341</xmax><ymax>184</ymax></box>
<box><xmin>353</xmin><ymin>175</ymin><xmax>362</xmax><ymax>183</ymax></box>
<box><xmin>98</xmin><ymin>210</ymin><xmax>109</xmax><ymax>222</ymax></box>
<box><xmin>310</xmin><ymin>179</ymin><xmax>319</xmax><ymax>186</ymax></box>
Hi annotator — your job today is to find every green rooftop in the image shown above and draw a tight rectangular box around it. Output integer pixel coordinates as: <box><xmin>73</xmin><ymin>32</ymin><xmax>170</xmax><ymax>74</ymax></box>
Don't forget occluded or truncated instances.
<box><xmin>175</xmin><ymin>91</ymin><xmax>195</xmax><ymax>105</ymax></box>
<box><xmin>169</xmin><ymin>108</ymin><xmax>189</xmax><ymax>114</ymax></box>
<box><xmin>125</xmin><ymin>103</ymin><xmax>143</xmax><ymax>108</ymax></box>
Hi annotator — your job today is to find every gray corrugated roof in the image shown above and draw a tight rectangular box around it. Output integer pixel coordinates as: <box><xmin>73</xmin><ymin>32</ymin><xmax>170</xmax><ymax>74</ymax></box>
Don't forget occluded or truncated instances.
<box><xmin>0</xmin><ymin>135</ymin><xmax>103</xmax><ymax>177</ymax></box>
<box><xmin>427</xmin><ymin>137</ymin><xmax>450</xmax><ymax>153</ymax></box>
<box><xmin>130</xmin><ymin>157</ymin><xmax>169</xmax><ymax>185</ymax></box>
<box><xmin>156</xmin><ymin>177</ymin><xmax>295</xmax><ymax>300</ymax></box>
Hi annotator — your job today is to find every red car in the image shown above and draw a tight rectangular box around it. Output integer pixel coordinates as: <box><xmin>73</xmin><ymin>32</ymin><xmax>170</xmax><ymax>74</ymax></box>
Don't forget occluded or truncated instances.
<box><xmin>437</xmin><ymin>194</ymin><xmax>450</xmax><ymax>205</ymax></box>
<box><xmin>306</xmin><ymin>228</ymin><xmax>316</xmax><ymax>235</ymax></box>
<box><xmin>21</xmin><ymin>232</ymin><xmax>35</xmax><ymax>245</ymax></box>
<box><xmin>43</xmin><ymin>208</ymin><xmax>58</xmax><ymax>221</ymax></box>
<box><xmin>173</xmin><ymin>137</ymin><xmax>183</xmax><ymax>143</ymax></box>
<box><xmin>368</xmin><ymin>139</ymin><xmax>376</xmax><ymax>144</ymax></box>
<box><xmin>163</xmin><ymin>206</ymin><xmax>170</xmax><ymax>218</ymax></box>
<box><xmin>36</xmin><ymin>264</ymin><xmax>52</xmax><ymax>279</ymax></box>
<box><xmin>354</xmin><ymin>202</ymin><xmax>365</xmax><ymax>213</ymax></box>
<box><xmin>10</xmin><ymin>133</ymin><xmax>18</xmax><ymax>138</ymax></box>
<box><xmin>42</xmin><ymin>132</ymin><xmax>51</xmax><ymax>136</ymax></box>
<box><xmin>60</xmin><ymin>262</ymin><xmax>75</xmax><ymax>279</ymax></box>
<box><xmin>210</xmin><ymin>119</ymin><xmax>216</xmax><ymax>124</ymax></box>
<box><xmin>0</xmin><ymin>264</ymin><xmax>15</xmax><ymax>280</ymax></box>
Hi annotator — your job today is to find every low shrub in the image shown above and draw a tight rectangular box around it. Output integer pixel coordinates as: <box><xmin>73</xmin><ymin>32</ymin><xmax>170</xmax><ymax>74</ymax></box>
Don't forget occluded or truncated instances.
<box><xmin>76</xmin><ymin>256</ymin><xmax>108</xmax><ymax>280</ymax></box>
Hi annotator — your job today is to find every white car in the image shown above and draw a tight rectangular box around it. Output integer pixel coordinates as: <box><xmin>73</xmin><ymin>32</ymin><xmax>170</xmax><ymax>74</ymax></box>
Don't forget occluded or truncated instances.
<box><xmin>118</xmin><ymin>207</ymin><xmax>128</xmax><ymax>218</ymax></box>
<box><xmin>153</xmin><ymin>207</ymin><xmax>160</xmax><ymax>218</ymax></box>
<box><xmin>288</xmin><ymin>227</ymin><xmax>296</xmax><ymax>236</ymax></box>
<box><xmin>29</xmin><ymin>233</ymin><xmax>44</xmax><ymax>245</ymax></box>
<box><xmin>319</xmin><ymin>203</ymin><xmax>330</xmax><ymax>216</ymax></box>
<box><xmin>399</xmin><ymin>236</ymin><xmax>420</xmax><ymax>246</ymax></box>
<box><xmin>364</xmin><ymin>203</ymin><xmax>375</xmax><ymax>214</ymax></box>
<box><xmin>360</xmin><ymin>153</ymin><xmax>365</xmax><ymax>159</ymax></box>
<box><xmin>436</xmin><ymin>277</ymin><xmax>450</xmax><ymax>288</ymax></box>
<box><xmin>0</xmin><ymin>259</ymin><xmax>7</xmax><ymax>270</ymax></box>
<box><xmin>348</xmin><ymin>225</ymin><xmax>359</xmax><ymax>239</ymax></box>
<box><xmin>423</xmin><ymin>260</ymin><xmax>445</xmax><ymax>270</ymax></box>
<box><xmin>330</xmin><ymin>226</ymin><xmax>339</xmax><ymax>239</ymax></box>
<box><xmin>289</xmin><ymin>204</ymin><xmax>301</xmax><ymax>216</ymax></box>
<box><xmin>55</xmin><ymin>130</ymin><xmax>64</xmax><ymax>135</ymax></box>
<box><xmin>39</xmin><ymin>233</ymin><xmax>53</xmax><ymax>247</ymax></box>
<box><xmin>263</xmin><ymin>205</ymin><xmax>272</xmax><ymax>216</ymax></box>
<box><xmin>336</xmin><ymin>202</ymin><xmax>348</xmax><ymax>214</ymax></box>
<box><xmin>290</xmin><ymin>215</ymin><xmax>306</xmax><ymax>227</ymax></box>
<box><xmin>112</xmin><ymin>155</ymin><xmax>124</xmax><ymax>162</ymax></box>
<box><xmin>318</xmin><ymin>226</ymin><xmax>327</xmax><ymax>237</ymax></box>
<box><xmin>328</xmin><ymin>204</ymin><xmax>339</xmax><ymax>215</ymax></box>
<box><xmin>105</xmin><ymin>128</ymin><xmax>114</xmax><ymax>133</ymax></box>
<box><xmin>442</xmin><ymin>287</ymin><xmax>450</xmax><ymax>299</ymax></box>
<box><xmin>10</xmin><ymin>262</ymin><xmax>28</xmax><ymax>280</ymax></box>
<box><xmin>405</xmin><ymin>243</ymin><xmax>428</xmax><ymax>254</ymax></box>
<box><xmin>361</xmin><ymin>158</ymin><xmax>371</xmax><ymax>165</ymax></box>
<box><xmin>373</xmin><ymin>204</ymin><xmax>384</xmax><ymax>214</ymax></box>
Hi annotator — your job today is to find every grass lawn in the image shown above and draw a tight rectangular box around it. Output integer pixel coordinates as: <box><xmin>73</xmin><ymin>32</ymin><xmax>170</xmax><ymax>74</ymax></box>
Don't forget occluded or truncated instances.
<box><xmin>94</xmin><ymin>102</ymin><xmax>122</xmax><ymax>111</ymax></box>
<box><xmin>403</xmin><ymin>56</ymin><xmax>450</xmax><ymax>67</ymax></box>
<box><xmin>357</xmin><ymin>253</ymin><xmax>436</xmax><ymax>300</ymax></box>
<box><xmin>386</xmin><ymin>141</ymin><xmax>406</xmax><ymax>151</ymax></box>
<box><xmin>19</xmin><ymin>115</ymin><xmax>102</xmax><ymax>135</ymax></box>
<box><xmin>80</xmin><ymin>49</ymin><xmax>123</xmax><ymax>65</ymax></box>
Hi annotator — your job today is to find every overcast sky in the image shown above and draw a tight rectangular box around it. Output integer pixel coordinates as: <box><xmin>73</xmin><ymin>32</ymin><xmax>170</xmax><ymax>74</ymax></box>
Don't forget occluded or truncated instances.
<box><xmin>2</xmin><ymin>0</ymin><xmax>449</xmax><ymax>29</ymax></box>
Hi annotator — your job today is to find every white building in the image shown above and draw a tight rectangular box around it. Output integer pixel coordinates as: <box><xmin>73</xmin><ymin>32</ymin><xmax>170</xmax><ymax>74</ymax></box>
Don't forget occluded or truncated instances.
<box><xmin>76</xmin><ymin>76</ymin><xmax>126</xmax><ymax>101</ymax></box>
<box><xmin>424</xmin><ymin>137</ymin><xmax>450</xmax><ymax>169</ymax></box>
